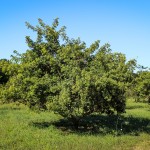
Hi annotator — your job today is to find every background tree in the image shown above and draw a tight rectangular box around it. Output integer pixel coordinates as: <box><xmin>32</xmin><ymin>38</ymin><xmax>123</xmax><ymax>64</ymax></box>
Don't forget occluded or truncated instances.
<box><xmin>0</xmin><ymin>59</ymin><xmax>10</xmax><ymax>84</ymax></box>
<box><xmin>134</xmin><ymin>70</ymin><xmax>150</xmax><ymax>103</ymax></box>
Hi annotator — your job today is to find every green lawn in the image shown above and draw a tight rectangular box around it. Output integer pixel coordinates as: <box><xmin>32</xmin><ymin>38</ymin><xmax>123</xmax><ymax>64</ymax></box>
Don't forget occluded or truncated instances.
<box><xmin>0</xmin><ymin>99</ymin><xmax>150</xmax><ymax>150</ymax></box>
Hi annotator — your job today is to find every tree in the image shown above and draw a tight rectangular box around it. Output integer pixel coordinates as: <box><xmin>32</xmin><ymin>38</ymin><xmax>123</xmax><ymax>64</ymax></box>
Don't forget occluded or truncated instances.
<box><xmin>0</xmin><ymin>59</ymin><xmax>10</xmax><ymax>84</ymax></box>
<box><xmin>134</xmin><ymin>70</ymin><xmax>150</xmax><ymax>103</ymax></box>
<box><xmin>1</xmin><ymin>18</ymin><xmax>137</xmax><ymax>128</ymax></box>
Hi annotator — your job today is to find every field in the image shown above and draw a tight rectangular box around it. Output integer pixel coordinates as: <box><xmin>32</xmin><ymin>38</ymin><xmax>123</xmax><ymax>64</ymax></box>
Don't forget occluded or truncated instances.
<box><xmin>0</xmin><ymin>99</ymin><xmax>150</xmax><ymax>150</ymax></box>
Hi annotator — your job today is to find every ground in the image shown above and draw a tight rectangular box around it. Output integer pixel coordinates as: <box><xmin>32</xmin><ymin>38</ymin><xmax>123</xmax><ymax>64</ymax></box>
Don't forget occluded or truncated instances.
<box><xmin>0</xmin><ymin>99</ymin><xmax>150</xmax><ymax>150</ymax></box>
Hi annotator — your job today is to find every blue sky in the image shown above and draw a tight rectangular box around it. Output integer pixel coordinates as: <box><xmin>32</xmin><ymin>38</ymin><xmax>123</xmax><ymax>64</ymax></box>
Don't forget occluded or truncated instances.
<box><xmin>0</xmin><ymin>0</ymin><xmax>150</xmax><ymax>67</ymax></box>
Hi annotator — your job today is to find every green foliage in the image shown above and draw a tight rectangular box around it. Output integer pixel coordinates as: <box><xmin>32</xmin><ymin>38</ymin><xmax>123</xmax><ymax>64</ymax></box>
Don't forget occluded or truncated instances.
<box><xmin>134</xmin><ymin>70</ymin><xmax>150</xmax><ymax>103</ymax></box>
<box><xmin>0</xmin><ymin>57</ymin><xmax>22</xmax><ymax>102</ymax></box>
<box><xmin>0</xmin><ymin>59</ymin><xmax>10</xmax><ymax>84</ymax></box>
<box><xmin>0</xmin><ymin>18</ymin><xmax>137</xmax><ymax>127</ymax></box>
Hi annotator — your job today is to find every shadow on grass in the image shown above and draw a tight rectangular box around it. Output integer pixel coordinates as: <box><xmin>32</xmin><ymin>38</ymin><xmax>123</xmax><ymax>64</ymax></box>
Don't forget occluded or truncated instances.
<box><xmin>0</xmin><ymin>107</ymin><xmax>21</xmax><ymax>116</ymax></box>
<box><xmin>31</xmin><ymin>114</ymin><xmax>150</xmax><ymax>136</ymax></box>
<box><xmin>126</xmin><ymin>105</ymin><xmax>146</xmax><ymax>110</ymax></box>
<box><xmin>0</xmin><ymin>107</ymin><xmax>21</xmax><ymax>110</ymax></box>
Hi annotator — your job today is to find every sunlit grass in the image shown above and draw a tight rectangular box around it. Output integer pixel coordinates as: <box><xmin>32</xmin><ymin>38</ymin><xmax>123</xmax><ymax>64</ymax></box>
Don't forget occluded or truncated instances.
<box><xmin>0</xmin><ymin>100</ymin><xmax>150</xmax><ymax>150</ymax></box>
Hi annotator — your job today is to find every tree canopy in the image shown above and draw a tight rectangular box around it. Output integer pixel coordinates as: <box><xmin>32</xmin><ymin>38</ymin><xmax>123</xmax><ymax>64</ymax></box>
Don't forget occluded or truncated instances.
<box><xmin>0</xmin><ymin>18</ymin><xmax>149</xmax><ymax>128</ymax></box>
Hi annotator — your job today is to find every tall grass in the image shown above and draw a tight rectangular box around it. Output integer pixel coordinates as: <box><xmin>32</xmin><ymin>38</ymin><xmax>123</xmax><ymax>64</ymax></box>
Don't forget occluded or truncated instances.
<box><xmin>0</xmin><ymin>99</ymin><xmax>150</xmax><ymax>150</ymax></box>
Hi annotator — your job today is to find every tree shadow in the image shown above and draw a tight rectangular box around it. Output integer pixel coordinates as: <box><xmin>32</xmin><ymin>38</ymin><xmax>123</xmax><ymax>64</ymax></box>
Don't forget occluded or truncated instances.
<box><xmin>31</xmin><ymin>121</ymin><xmax>52</xmax><ymax>129</ymax></box>
<box><xmin>0</xmin><ymin>106</ymin><xmax>21</xmax><ymax>117</ymax></box>
<box><xmin>31</xmin><ymin>114</ymin><xmax>150</xmax><ymax>136</ymax></box>
<box><xmin>0</xmin><ymin>107</ymin><xmax>21</xmax><ymax>110</ymax></box>
<box><xmin>126</xmin><ymin>105</ymin><xmax>145</xmax><ymax>110</ymax></box>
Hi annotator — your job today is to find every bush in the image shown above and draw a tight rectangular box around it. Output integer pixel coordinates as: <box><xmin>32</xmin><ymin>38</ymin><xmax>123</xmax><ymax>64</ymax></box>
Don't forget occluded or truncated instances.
<box><xmin>1</xmin><ymin>18</ymin><xmax>137</xmax><ymax>128</ymax></box>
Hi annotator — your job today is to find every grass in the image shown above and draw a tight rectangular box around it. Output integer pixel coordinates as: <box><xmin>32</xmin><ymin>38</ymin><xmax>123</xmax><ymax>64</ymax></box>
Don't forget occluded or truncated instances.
<box><xmin>0</xmin><ymin>99</ymin><xmax>150</xmax><ymax>150</ymax></box>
